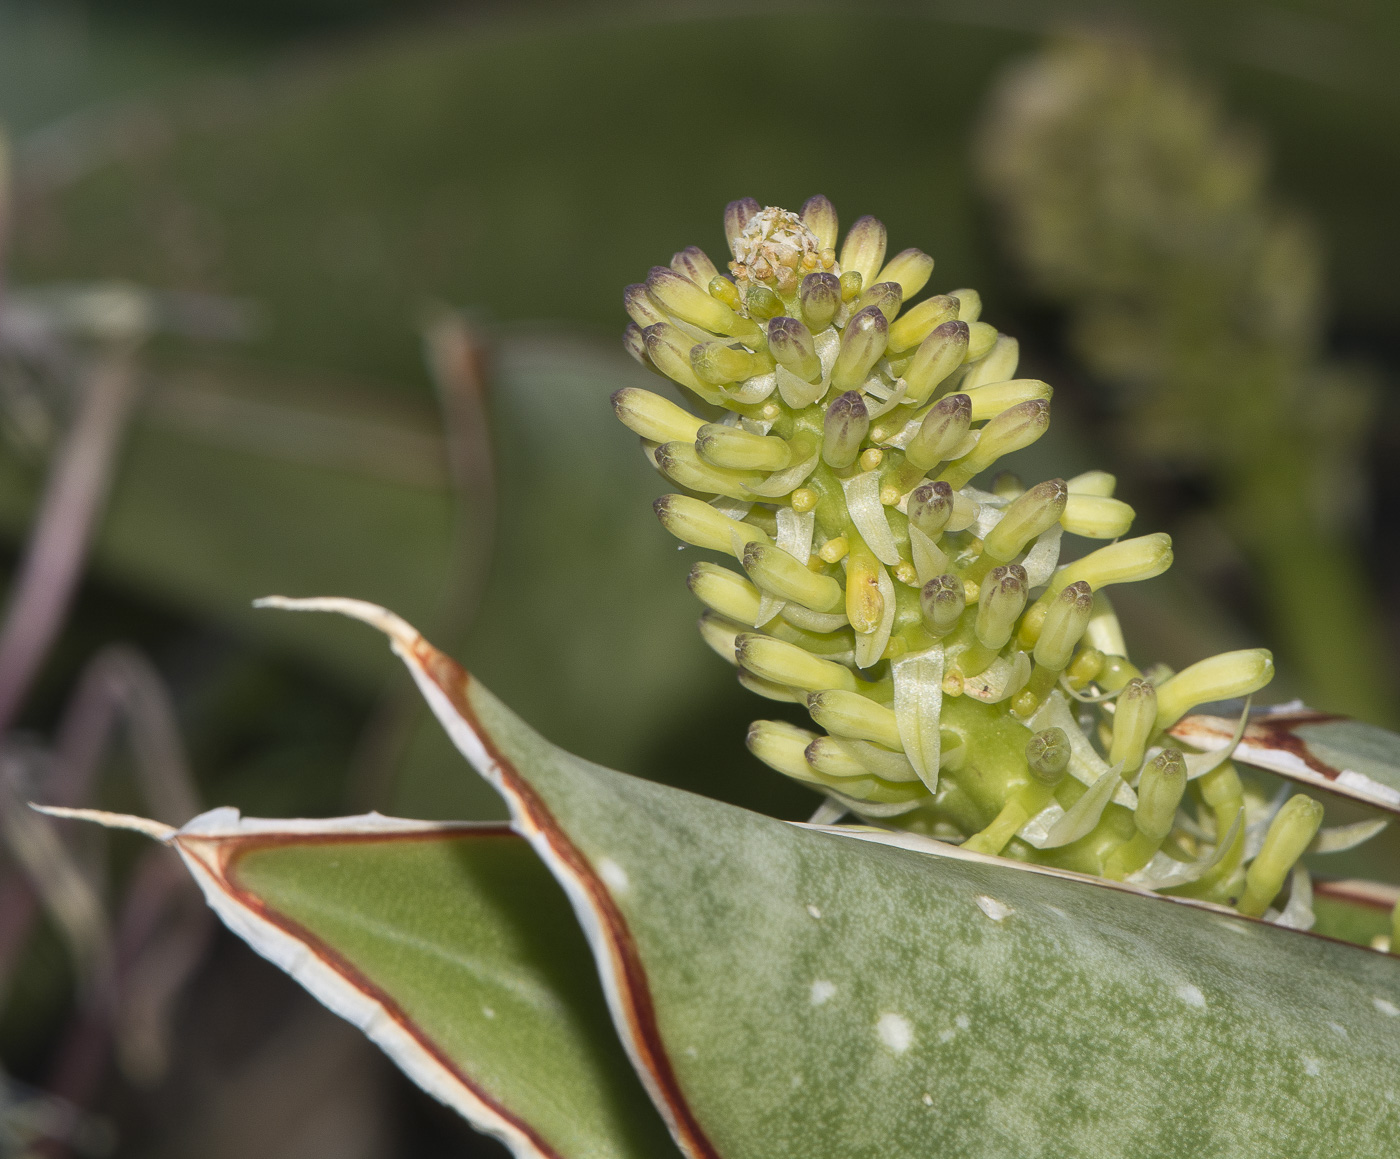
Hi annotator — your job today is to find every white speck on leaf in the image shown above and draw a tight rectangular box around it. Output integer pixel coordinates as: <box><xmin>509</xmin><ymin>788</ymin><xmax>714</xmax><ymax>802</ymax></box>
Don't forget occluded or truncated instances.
<box><xmin>482</xmin><ymin>1006</ymin><xmax>495</xmax><ymax>1019</ymax></box>
<box><xmin>1303</xmin><ymin>1057</ymin><xmax>1321</xmax><ymax>1077</ymax></box>
<box><xmin>921</xmin><ymin>1093</ymin><xmax>934</xmax><ymax>1107</ymax></box>
<box><xmin>1176</xmin><ymin>984</ymin><xmax>1206</xmax><ymax>1009</ymax></box>
<box><xmin>1374</xmin><ymin>997</ymin><xmax>1400</xmax><ymax>1017</ymax></box>
<box><xmin>806</xmin><ymin>904</ymin><xmax>822</xmax><ymax>919</ymax></box>
<box><xmin>791</xmin><ymin>1075</ymin><xmax>802</xmax><ymax>1089</ymax></box>
<box><xmin>1043</xmin><ymin>904</ymin><xmax>1068</xmax><ymax>919</ymax></box>
<box><xmin>598</xmin><ymin>857</ymin><xmax>629</xmax><ymax>893</ymax></box>
<box><xmin>955</xmin><ymin>1014</ymin><xmax>970</xmax><ymax>1031</ymax></box>
<box><xmin>1327</xmin><ymin>1021</ymin><xmax>1348</xmax><ymax>1039</ymax></box>
<box><xmin>877</xmin><ymin>1013</ymin><xmax>913</xmax><ymax>1054</ymax></box>
<box><xmin>810</xmin><ymin>980</ymin><xmax>837</xmax><ymax>1006</ymax></box>
<box><xmin>938</xmin><ymin>1028</ymin><xmax>956</xmax><ymax>1043</ymax></box>
<box><xmin>974</xmin><ymin>894</ymin><xmax>1013</xmax><ymax>921</ymax></box>
<box><xmin>684</xmin><ymin>1046</ymin><xmax>697</xmax><ymax>1058</ymax></box>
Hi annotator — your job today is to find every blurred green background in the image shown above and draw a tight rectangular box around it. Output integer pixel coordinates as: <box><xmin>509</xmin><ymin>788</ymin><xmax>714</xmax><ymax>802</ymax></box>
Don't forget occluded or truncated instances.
<box><xmin>1</xmin><ymin>0</ymin><xmax>1398</xmax><ymax>1154</ymax></box>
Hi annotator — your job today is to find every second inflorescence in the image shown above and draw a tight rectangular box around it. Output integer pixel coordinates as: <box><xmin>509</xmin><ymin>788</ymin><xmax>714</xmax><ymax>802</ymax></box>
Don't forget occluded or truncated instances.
<box><xmin>614</xmin><ymin>196</ymin><xmax>1336</xmax><ymax>918</ymax></box>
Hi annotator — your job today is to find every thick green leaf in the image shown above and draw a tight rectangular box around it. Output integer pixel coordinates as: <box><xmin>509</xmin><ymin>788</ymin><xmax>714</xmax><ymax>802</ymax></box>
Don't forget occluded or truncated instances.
<box><xmin>283</xmin><ymin>599</ymin><xmax>1400</xmax><ymax>1158</ymax></box>
<box><xmin>52</xmin><ymin>809</ymin><xmax>678</xmax><ymax>1159</ymax></box>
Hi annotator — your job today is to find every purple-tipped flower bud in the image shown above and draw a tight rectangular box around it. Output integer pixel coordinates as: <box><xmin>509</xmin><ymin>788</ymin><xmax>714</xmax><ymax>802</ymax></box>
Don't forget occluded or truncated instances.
<box><xmin>908</xmin><ymin>480</ymin><xmax>955</xmax><ymax>538</ymax></box>
<box><xmin>1135</xmin><ymin>749</ymin><xmax>1187</xmax><ymax>842</ymax></box>
<box><xmin>855</xmin><ymin>281</ymin><xmax>903</xmax><ymax>324</ymax></box>
<box><xmin>920</xmin><ymin>573</ymin><xmax>965</xmax><ymax>636</ymax></box>
<box><xmin>624</xmin><ymin>282</ymin><xmax>668</xmax><ymax>329</ymax></box>
<box><xmin>622</xmin><ymin>322</ymin><xmax>653</xmax><ymax>369</ymax></box>
<box><xmin>976</xmin><ymin>564</ymin><xmax>1028</xmax><ymax>650</ymax></box>
<box><xmin>742</xmin><ymin>541</ymin><xmax>843</xmax><ymax>612</ymax></box>
<box><xmin>671</xmin><ymin>245</ymin><xmax>719</xmax><ymax>287</ymax></box>
<box><xmin>695</xmin><ymin>423</ymin><xmax>792</xmax><ymax>472</ymax></box>
<box><xmin>822</xmin><ymin>390</ymin><xmax>870</xmax><ymax>468</ymax></box>
<box><xmin>982</xmin><ymin>479</ymin><xmax>1068</xmax><ymax>563</ymax></box>
<box><xmin>648</xmin><ymin>266</ymin><xmax>746</xmax><ymax>336</ymax></box>
<box><xmin>943</xmin><ymin>399</ymin><xmax>1051</xmax><ymax>488</ymax></box>
<box><xmin>839</xmin><ymin>215</ymin><xmax>888</xmax><ymax>289</ymax></box>
<box><xmin>724</xmin><ymin>198</ymin><xmax>761</xmax><ymax>257</ymax></box>
<box><xmin>768</xmin><ymin>317</ymin><xmax>822</xmax><ymax>382</ymax></box>
<box><xmin>1109</xmin><ymin>678</ymin><xmax>1157</xmax><ymax>771</ymax></box>
<box><xmin>905</xmin><ymin>393</ymin><xmax>972</xmax><ymax>470</ymax></box>
<box><xmin>904</xmin><ymin>320</ymin><xmax>969</xmax><ymax>404</ymax></box>
<box><xmin>831</xmin><ymin>306</ymin><xmax>888</xmax><ymax>390</ymax></box>
<box><xmin>800</xmin><ymin>195</ymin><xmax>839</xmax><ymax>251</ymax></box>
<box><xmin>612</xmin><ymin>387</ymin><xmax>703</xmax><ymax>443</ymax></box>
<box><xmin>799</xmin><ymin>272</ymin><xmax>841</xmax><ymax>332</ymax></box>
<box><xmin>1033</xmin><ymin>580</ymin><xmax>1094</xmax><ymax>672</ymax></box>
<box><xmin>1026</xmin><ymin>727</ymin><xmax>1071</xmax><ymax>785</ymax></box>
<box><xmin>875</xmin><ymin>248</ymin><xmax>935</xmax><ymax>300</ymax></box>
<box><xmin>643</xmin><ymin>323</ymin><xmax>713</xmax><ymax>397</ymax></box>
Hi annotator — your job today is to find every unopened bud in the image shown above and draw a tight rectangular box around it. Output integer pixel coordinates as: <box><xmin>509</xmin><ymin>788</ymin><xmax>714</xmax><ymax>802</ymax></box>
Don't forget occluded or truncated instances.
<box><xmin>643</xmin><ymin>323</ymin><xmax>716</xmax><ymax>398</ymax></box>
<box><xmin>1135</xmin><ymin>749</ymin><xmax>1187</xmax><ymax>841</ymax></box>
<box><xmin>742</xmin><ymin>541</ymin><xmax>843</xmax><ymax>612</ymax></box>
<box><xmin>839</xmin><ymin>271</ymin><xmax>863</xmax><ymax>302</ymax></box>
<box><xmin>622</xmin><ymin>323</ymin><xmax>653</xmax><ymax>369</ymax></box>
<box><xmin>982</xmin><ymin>479</ymin><xmax>1068</xmax><ymax>562</ymax></box>
<box><xmin>805</xmin><ymin>737</ymin><xmax>869</xmax><ymax>779</ymax></box>
<box><xmin>1239</xmin><ymin>795</ymin><xmax>1324</xmax><ymax>917</ymax></box>
<box><xmin>696</xmin><ymin>423</ymin><xmax>792</xmax><ymax>472</ymax></box>
<box><xmin>806</xmin><ymin>690</ymin><xmax>902</xmax><ymax>749</ymax></box>
<box><xmin>905</xmin><ymin>393</ymin><xmax>972</xmax><ymax>470</ymax></box>
<box><xmin>1108</xmin><ymin>678</ymin><xmax>1157</xmax><ymax>771</ymax></box>
<box><xmin>800</xmin><ymin>195</ymin><xmax>839</xmax><ymax>250</ymax></box>
<box><xmin>920</xmin><ymin>573</ymin><xmax>965</xmax><ymax>636</ymax></box>
<box><xmin>822</xmin><ymin>391</ymin><xmax>870</xmax><ymax>468</ymax></box>
<box><xmin>839</xmin><ymin>215</ymin><xmax>887</xmax><ymax>289</ymax></box>
<box><xmin>1067</xmin><ymin>469</ymin><xmax>1116</xmax><ymax>497</ymax></box>
<box><xmin>963</xmin><ymin>378</ymin><xmax>1052</xmax><ymax>421</ymax></box>
<box><xmin>1154</xmin><ymin>649</ymin><xmax>1274</xmax><ymax>730</ymax></box>
<box><xmin>735</xmin><ymin>632</ymin><xmax>858</xmax><ymax>693</ymax></box>
<box><xmin>745</xmin><ymin>285</ymin><xmax>784</xmax><ymax>322</ymax></box>
<box><xmin>724</xmin><ymin>198</ymin><xmax>761</xmax><ymax>256</ymax></box>
<box><xmin>611</xmin><ymin>388</ymin><xmax>703</xmax><ymax>444</ymax></box>
<box><xmin>799</xmin><ymin>272</ymin><xmax>841</xmax><ymax>332</ymax></box>
<box><xmin>708</xmin><ymin>275</ymin><xmax>742</xmax><ymax>312</ymax></box>
<box><xmin>1034</xmin><ymin>581</ymin><xmax>1093</xmax><ymax>671</ymax></box>
<box><xmin>855</xmin><ymin>281</ymin><xmax>903</xmax><ymax>323</ymax></box>
<box><xmin>747</xmin><ymin>719</ymin><xmax>819</xmax><ymax>781</ymax></box>
<box><xmin>887</xmin><ymin>294</ymin><xmax>959</xmax><ymax>353</ymax></box>
<box><xmin>1026</xmin><ymin>727</ymin><xmax>1071</xmax><ymax>785</ymax></box>
<box><xmin>951</xmin><ymin>288</ymin><xmax>982</xmax><ymax>322</ymax></box>
<box><xmin>653</xmin><ymin>494</ymin><xmax>766</xmax><ymax>555</ymax></box>
<box><xmin>976</xmin><ymin>564</ymin><xmax>1028</xmax><ymax>649</ymax></box>
<box><xmin>691</xmin><ymin>340</ymin><xmax>773</xmax><ymax>385</ymax></box>
<box><xmin>655</xmin><ymin>441</ymin><xmax>761</xmax><ymax>499</ymax></box>
<box><xmin>963</xmin><ymin>321</ymin><xmax>999</xmax><ymax>362</ymax></box>
<box><xmin>624</xmin><ymin>282</ymin><xmax>668</xmax><ymax>329</ymax></box>
<box><xmin>688</xmin><ymin>562</ymin><xmax>762</xmax><ymax>624</ymax></box>
<box><xmin>875</xmin><ymin>248</ymin><xmax>935</xmax><ymax>300</ymax></box>
<box><xmin>942</xmin><ymin>399</ymin><xmax>1051</xmax><ymax>488</ymax></box>
<box><xmin>908</xmin><ymin>480</ymin><xmax>955</xmax><ymax>538</ymax></box>
<box><xmin>698</xmin><ymin>610</ymin><xmax>744</xmax><ymax>665</ymax></box>
<box><xmin>768</xmin><ymin>317</ymin><xmax>822</xmax><ymax>382</ymax></box>
<box><xmin>671</xmin><ymin>245</ymin><xmax>719</xmax><ymax>286</ymax></box>
<box><xmin>903</xmin><ymin>320</ymin><xmax>969</xmax><ymax>404</ymax></box>
<box><xmin>1062</xmin><ymin>494</ymin><xmax>1135</xmax><ymax>539</ymax></box>
<box><xmin>1054</xmin><ymin>533</ymin><xmax>1173</xmax><ymax>594</ymax></box>
<box><xmin>831</xmin><ymin>306</ymin><xmax>888</xmax><ymax>390</ymax></box>
<box><xmin>648</xmin><ymin>266</ymin><xmax>744</xmax><ymax>335</ymax></box>
<box><xmin>962</xmin><ymin>335</ymin><xmax>1020</xmax><ymax>389</ymax></box>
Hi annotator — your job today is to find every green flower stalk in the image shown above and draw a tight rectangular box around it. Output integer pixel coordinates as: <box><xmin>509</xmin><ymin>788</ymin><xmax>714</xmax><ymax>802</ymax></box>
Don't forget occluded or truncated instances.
<box><xmin>615</xmin><ymin>197</ymin><xmax>1358</xmax><ymax>915</ymax></box>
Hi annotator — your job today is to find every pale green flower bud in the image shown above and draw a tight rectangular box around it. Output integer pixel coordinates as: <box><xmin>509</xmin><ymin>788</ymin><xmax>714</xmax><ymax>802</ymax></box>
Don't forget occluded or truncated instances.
<box><xmin>1026</xmin><ymin>727</ymin><xmax>1071</xmax><ymax>785</ymax></box>
<box><xmin>799</xmin><ymin>195</ymin><xmax>839</xmax><ymax>251</ymax></box>
<box><xmin>839</xmin><ymin>215</ymin><xmax>887</xmax><ymax>289</ymax></box>
<box><xmin>964</xmin><ymin>321</ymin><xmax>999</xmax><ymax>361</ymax></box>
<box><xmin>905</xmin><ymin>393</ymin><xmax>972</xmax><ymax>470</ymax></box>
<box><xmin>908</xmin><ymin>481</ymin><xmax>955</xmax><ymax>538</ymax></box>
<box><xmin>611</xmin><ymin>388</ymin><xmax>704</xmax><ymax>444</ymax></box>
<box><xmin>768</xmin><ymin>317</ymin><xmax>822</xmax><ymax>382</ymax></box>
<box><xmin>822</xmin><ymin>391</ymin><xmax>870</xmax><ymax>468</ymax></box>
<box><xmin>671</xmin><ymin>245</ymin><xmax>719</xmax><ymax>287</ymax></box>
<box><xmin>887</xmin><ymin>294</ymin><xmax>959</xmax><ymax>353</ymax></box>
<box><xmin>838</xmin><ymin>271</ymin><xmax>862</xmax><ymax>302</ymax></box>
<box><xmin>963</xmin><ymin>378</ymin><xmax>1052</xmax><ymax>421</ymax></box>
<box><xmin>799</xmin><ymin>272</ymin><xmax>841</xmax><ymax>332</ymax></box>
<box><xmin>855</xmin><ymin>281</ymin><xmax>903</xmax><ymax>324</ymax></box>
<box><xmin>1238</xmin><ymin>795</ymin><xmax>1324</xmax><ymax>917</ymax></box>
<box><xmin>976</xmin><ymin>564</ymin><xmax>1028</xmax><ymax>650</ymax></box>
<box><xmin>647</xmin><ymin>265</ymin><xmax>744</xmax><ymax>335</ymax></box>
<box><xmin>695</xmin><ymin>423</ymin><xmax>792</xmax><ymax>472</ymax></box>
<box><xmin>741</xmin><ymin>542</ymin><xmax>843</xmax><ymax>612</ymax></box>
<box><xmin>962</xmin><ymin>335</ymin><xmax>1020</xmax><ymax>389</ymax></box>
<box><xmin>1135</xmin><ymin>749</ymin><xmax>1186</xmax><ymax>841</ymax></box>
<box><xmin>735</xmin><ymin>632</ymin><xmax>858</xmax><ymax>692</ymax></box>
<box><xmin>941</xmin><ymin>399</ymin><xmax>1050</xmax><ymax>488</ymax></box>
<box><xmin>724</xmin><ymin>197</ymin><xmax>761</xmax><ymax>256</ymax></box>
<box><xmin>1062</xmin><ymin>494</ymin><xmax>1135</xmax><ymax>539</ymax></box>
<box><xmin>746</xmin><ymin>719</ymin><xmax>819</xmax><ymax>781</ymax></box>
<box><xmin>982</xmin><ymin>479</ymin><xmax>1068</xmax><ymax>563</ymax></box>
<box><xmin>805</xmin><ymin>736</ymin><xmax>868</xmax><ymax>779</ymax></box>
<box><xmin>1108</xmin><ymin>678</ymin><xmax>1157</xmax><ymax>771</ymax></box>
<box><xmin>624</xmin><ymin>282</ymin><xmax>668</xmax><ymax>329</ymax></box>
<box><xmin>653</xmin><ymin>494</ymin><xmax>766</xmax><ymax>555</ymax></box>
<box><xmin>698</xmin><ymin>610</ymin><xmax>744</xmax><ymax>665</ymax></box>
<box><xmin>831</xmin><ymin>306</ymin><xmax>888</xmax><ymax>390</ymax></box>
<box><xmin>745</xmin><ymin>285</ymin><xmax>784</xmax><ymax>322</ymax></box>
<box><xmin>1153</xmin><ymin>649</ymin><xmax>1274</xmax><ymax>730</ymax></box>
<box><xmin>1067</xmin><ymin>469</ymin><xmax>1117</xmax><ymax>497</ymax></box>
<box><xmin>874</xmin><ymin>247</ymin><xmax>935</xmax><ymax>300</ymax></box>
<box><xmin>1033</xmin><ymin>580</ymin><xmax>1093</xmax><ymax>671</ymax></box>
<box><xmin>655</xmin><ymin>441</ymin><xmax>761</xmax><ymax>499</ymax></box>
<box><xmin>691</xmin><ymin>340</ymin><xmax>773</xmax><ymax>386</ymax></box>
<box><xmin>903</xmin><ymin>320</ymin><xmax>968</xmax><ymax>404</ymax></box>
<box><xmin>643</xmin><ymin>323</ymin><xmax>717</xmax><ymax>399</ymax></box>
<box><xmin>806</xmin><ymin>690</ymin><xmax>902</xmax><ymax>749</ymax></box>
<box><xmin>1055</xmin><ymin>533</ymin><xmax>1174</xmax><ymax>593</ymax></box>
<box><xmin>951</xmin><ymin>288</ymin><xmax>982</xmax><ymax>322</ymax></box>
<box><xmin>708</xmin><ymin>275</ymin><xmax>742</xmax><ymax>312</ymax></box>
<box><xmin>622</xmin><ymin>323</ymin><xmax>652</xmax><ymax>370</ymax></box>
<box><xmin>688</xmin><ymin>562</ymin><xmax>762</xmax><ymax>624</ymax></box>
<box><xmin>920</xmin><ymin>573</ymin><xmax>965</xmax><ymax>636</ymax></box>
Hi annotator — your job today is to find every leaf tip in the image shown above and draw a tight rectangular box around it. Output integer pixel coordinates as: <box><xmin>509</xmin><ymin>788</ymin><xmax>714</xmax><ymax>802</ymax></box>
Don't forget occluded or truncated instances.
<box><xmin>31</xmin><ymin>804</ymin><xmax>176</xmax><ymax>842</ymax></box>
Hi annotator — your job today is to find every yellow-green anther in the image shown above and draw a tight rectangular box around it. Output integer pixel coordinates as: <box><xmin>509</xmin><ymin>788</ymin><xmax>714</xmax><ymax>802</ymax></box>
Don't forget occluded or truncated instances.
<box><xmin>768</xmin><ymin>316</ymin><xmax>822</xmax><ymax>382</ymax></box>
<box><xmin>831</xmin><ymin>306</ymin><xmax>888</xmax><ymax>390</ymax></box>
<box><xmin>1062</xmin><ymin>494</ymin><xmax>1135</xmax><ymax>539</ymax></box>
<box><xmin>655</xmin><ymin>441</ymin><xmax>761</xmax><ymax>499</ymax></box>
<box><xmin>612</xmin><ymin>387</ymin><xmax>704</xmax><ymax>444</ymax></box>
<box><xmin>746</xmin><ymin>286</ymin><xmax>784</xmax><ymax>322</ymax></box>
<box><xmin>855</xmin><ymin>281</ymin><xmax>903</xmax><ymax>323</ymax></box>
<box><xmin>688</xmin><ymin>561</ymin><xmax>762</xmax><ymax>624</ymax></box>
<box><xmin>964</xmin><ymin>321</ymin><xmax>999</xmax><ymax>363</ymax></box>
<box><xmin>1238</xmin><ymin>795</ymin><xmax>1324</xmax><ymax>917</ymax></box>
<box><xmin>653</xmin><ymin>494</ymin><xmax>767</xmax><ymax>555</ymax></box>
<box><xmin>746</xmin><ymin>719</ymin><xmax>819</xmax><ymax>781</ymax></box>
<box><xmin>908</xmin><ymin>480</ymin><xmax>955</xmax><ymax>538</ymax></box>
<box><xmin>904</xmin><ymin>320</ymin><xmax>969</xmax><ymax>404</ymax></box>
<box><xmin>1034</xmin><ymin>580</ymin><xmax>1093</xmax><ymax>671</ymax></box>
<box><xmin>887</xmin><ymin>294</ymin><xmax>959</xmax><ymax>353</ymax></box>
<box><xmin>806</xmin><ymin>690</ymin><xmax>902</xmax><ymax>749</ymax></box>
<box><xmin>708</xmin><ymin>275</ymin><xmax>742</xmax><ymax>312</ymax></box>
<box><xmin>1153</xmin><ymin>649</ymin><xmax>1275</xmax><ymax>730</ymax></box>
<box><xmin>724</xmin><ymin>197</ymin><xmax>761</xmax><ymax>256</ymax></box>
<box><xmin>920</xmin><ymin>573</ymin><xmax>965</xmax><ymax>636</ymax></box>
<box><xmin>734</xmin><ymin>632</ymin><xmax>858</xmax><ymax>693</ymax></box>
<box><xmin>741</xmin><ymin>541</ymin><xmax>843</xmax><ymax>612</ymax></box>
<box><xmin>1067</xmin><ymin>469</ymin><xmax>1116</xmax><ymax>497</ymax></box>
<box><xmin>982</xmin><ymin>479</ymin><xmax>1068</xmax><ymax>562</ymax></box>
<box><xmin>940</xmin><ymin>399</ymin><xmax>1051</xmax><ymax>489</ymax></box>
<box><xmin>698</xmin><ymin>610</ymin><xmax>744</xmax><ymax>665</ymax></box>
<box><xmin>671</xmin><ymin>245</ymin><xmax>719</xmax><ymax>287</ymax></box>
<box><xmin>1108</xmin><ymin>677</ymin><xmax>1157</xmax><ymax>771</ymax></box>
<box><xmin>1026</xmin><ymin>727</ymin><xmax>1071</xmax><ymax>784</ymax></box>
<box><xmin>799</xmin><ymin>272</ymin><xmax>841</xmax><ymax>332</ymax></box>
<box><xmin>800</xmin><ymin>194</ymin><xmax>839</xmax><ymax>251</ymax></box>
<box><xmin>805</xmin><ymin>737</ymin><xmax>868</xmax><ymax>779</ymax></box>
<box><xmin>643</xmin><ymin>323</ymin><xmax>717</xmax><ymax>398</ymax></box>
<box><xmin>822</xmin><ymin>390</ymin><xmax>870</xmax><ymax>468</ymax></box>
<box><xmin>695</xmin><ymin>423</ymin><xmax>792</xmax><ymax>472</ymax></box>
<box><xmin>951</xmin><ymin>288</ymin><xmax>982</xmax><ymax>322</ymax></box>
<box><xmin>838</xmin><ymin>270</ymin><xmax>863</xmax><ymax>302</ymax></box>
<box><xmin>977</xmin><ymin>564</ymin><xmax>1028</xmax><ymax>649</ymax></box>
<box><xmin>963</xmin><ymin>378</ymin><xmax>1052</xmax><ymax>421</ymax></box>
<box><xmin>839</xmin><ymin>215</ymin><xmax>887</xmax><ymax>288</ymax></box>
<box><xmin>1136</xmin><ymin>749</ymin><xmax>1187</xmax><ymax>842</ymax></box>
<box><xmin>875</xmin><ymin>247</ymin><xmax>935</xmax><ymax>300</ymax></box>
<box><xmin>647</xmin><ymin>265</ymin><xmax>744</xmax><ymax>335</ymax></box>
<box><xmin>624</xmin><ymin>282</ymin><xmax>668</xmax><ymax>328</ymax></box>
<box><xmin>962</xmin><ymin>335</ymin><xmax>1020</xmax><ymax>390</ymax></box>
<box><xmin>905</xmin><ymin>393</ymin><xmax>973</xmax><ymax>470</ymax></box>
<box><xmin>622</xmin><ymin>323</ymin><xmax>652</xmax><ymax>369</ymax></box>
<box><xmin>691</xmin><ymin>340</ymin><xmax>773</xmax><ymax>385</ymax></box>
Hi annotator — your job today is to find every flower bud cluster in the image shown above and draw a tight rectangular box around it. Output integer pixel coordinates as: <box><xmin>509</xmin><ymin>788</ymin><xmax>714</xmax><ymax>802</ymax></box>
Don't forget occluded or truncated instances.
<box><xmin>617</xmin><ymin>197</ymin><xmax>1339</xmax><ymax>916</ymax></box>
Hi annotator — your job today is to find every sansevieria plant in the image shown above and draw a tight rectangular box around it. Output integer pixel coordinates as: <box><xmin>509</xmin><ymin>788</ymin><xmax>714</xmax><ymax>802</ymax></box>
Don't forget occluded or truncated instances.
<box><xmin>50</xmin><ymin>198</ymin><xmax>1400</xmax><ymax>1158</ymax></box>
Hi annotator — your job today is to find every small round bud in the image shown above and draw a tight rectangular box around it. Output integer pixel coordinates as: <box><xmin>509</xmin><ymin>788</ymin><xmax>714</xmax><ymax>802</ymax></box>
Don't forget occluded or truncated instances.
<box><xmin>920</xmin><ymin>573</ymin><xmax>965</xmax><ymax>636</ymax></box>
<box><xmin>707</xmin><ymin>275</ymin><xmax>743</xmax><ymax>312</ymax></box>
<box><xmin>746</xmin><ymin>285</ymin><xmax>784</xmax><ymax>321</ymax></box>
<box><xmin>908</xmin><ymin>480</ymin><xmax>955</xmax><ymax>538</ymax></box>
<box><xmin>838</xmin><ymin>270</ymin><xmax>863</xmax><ymax>302</ymax></box>
<box><xmin>1026</xmin><ymin>727</ymin><xmax>1071</xmax><ymax>785</ymax></box>
<box><xmin>799</xmin><ymin>272</ymin><xmax>841</xmax><ymax>332</ymax></box>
